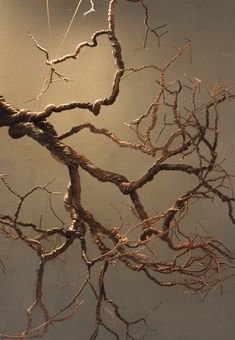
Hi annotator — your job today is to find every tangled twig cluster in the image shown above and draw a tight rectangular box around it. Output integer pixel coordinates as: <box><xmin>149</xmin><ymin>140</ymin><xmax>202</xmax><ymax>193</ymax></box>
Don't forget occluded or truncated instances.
<box><xmin>0</xmin><ymin>0</ymin><xmax>235</xmax><ymax>339</ymax></box>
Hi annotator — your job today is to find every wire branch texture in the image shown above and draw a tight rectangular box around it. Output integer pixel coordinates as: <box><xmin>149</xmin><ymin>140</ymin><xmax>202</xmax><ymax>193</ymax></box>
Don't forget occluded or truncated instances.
<box><xmin>0</xmin><ymin>0</ymin><xmax>235</xmax><ymax>339</ymax></box>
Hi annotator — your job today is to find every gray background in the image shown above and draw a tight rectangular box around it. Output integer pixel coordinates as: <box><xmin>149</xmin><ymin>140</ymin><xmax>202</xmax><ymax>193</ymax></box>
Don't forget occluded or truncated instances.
<box><xmin>0</xmin><ymin>1</ymin><xmax>235</xmax><ymax>339</ymax></box>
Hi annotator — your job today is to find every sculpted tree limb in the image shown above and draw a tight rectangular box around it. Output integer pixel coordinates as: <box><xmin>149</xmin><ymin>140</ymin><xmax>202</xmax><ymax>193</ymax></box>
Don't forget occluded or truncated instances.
<box><xmin>0</xmin><ymin>0</ymin><xmax>235</xmax><ymax>339</ymax></box>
